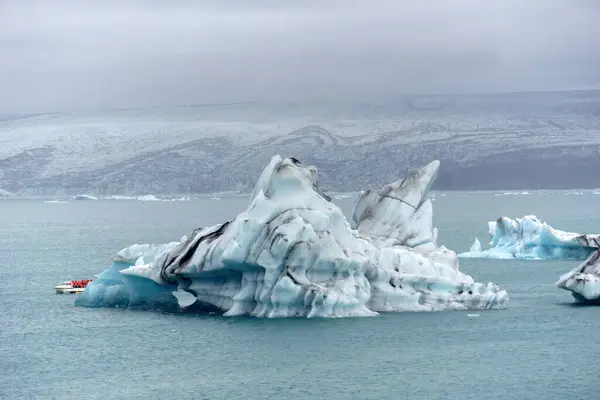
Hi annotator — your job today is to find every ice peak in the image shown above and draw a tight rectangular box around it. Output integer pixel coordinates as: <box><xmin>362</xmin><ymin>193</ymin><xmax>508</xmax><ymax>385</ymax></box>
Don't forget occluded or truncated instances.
<box><xmin>352</xmin><ymin>160</ymin><xmax>440</xmax><ymax>249</ymax></box>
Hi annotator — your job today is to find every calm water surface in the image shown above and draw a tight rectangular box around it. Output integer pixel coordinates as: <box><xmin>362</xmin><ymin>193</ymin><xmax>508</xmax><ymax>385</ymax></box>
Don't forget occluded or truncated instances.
<box><xmin>1</xmin><ymin>192</ymin><xmax>599</xmax><ymax>399</ymax></box>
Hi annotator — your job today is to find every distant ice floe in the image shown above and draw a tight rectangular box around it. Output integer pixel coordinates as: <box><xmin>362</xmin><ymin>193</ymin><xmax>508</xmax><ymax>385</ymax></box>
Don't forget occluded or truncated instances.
<box><xmin>44</xmin><ymin>200</ymin><xmax>68</xmax><ymax>204</ymax></box>
<box><xmin>459</xmin><ymin>215</ymin><xmax>599</xmax><ymax>260</ymax></box>
<box><xmin>469</xmin><ymin>238</ymin><xmax>482</xmax><ymax>253</ymax></box>
<box><xmin>76</xmin><ymin>155</ymin><xmax>508</xmax><ymax>318</ymax></box>
<box><xmin>72</xmin><ymin>194</ymin><xmax>98</xmax><ymax>201</ymax></box>
<box><xmin>103</xmin><ymin>195</ymin><xmax>191</xmax><ymax>202</ymax></box>
<box><xmin>137</xmin><ymin>195</ymin><xmax>160</xmax><ymax>202</ymax></box>
<box><xmin>493</xmin><ymin>191</ymin><xmax>530</xmax><ymax>196</ymax></box>
<box><xmin>162</xmin><ymin>196</ymin><xmax>191</xmax><ymax>202</ymax></box>
<box><xmin>104</xmin><ymin>195</ymin><xmax>138</xmax><ymax>200</ymax></box>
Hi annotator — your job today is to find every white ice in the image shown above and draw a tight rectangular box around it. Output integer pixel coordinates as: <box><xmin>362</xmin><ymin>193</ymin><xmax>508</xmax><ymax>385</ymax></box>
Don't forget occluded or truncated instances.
<box><xmin>136</xmin><ymin>195</ymin><xmax>160</xmax><ymax>201</ymax></box>
<box><xmin>72</xmin><ymin>194</ymin><xmax>98</xmax><ymax>201</ymax></box>
<box><xmin>557</xmin><ymin>248</ymin><xmax>600</xmax><ymax>304</ymax></box>
<box><xmin>76</xmin><ymin>156</ymin><xmax>508</xmax><ymax>317</ymax></box>
<box><xmin>458</xmin><ymin>215</ymin><xmax>599</xmax><ymax>260</ymax></box>
<box><xmin>469</xmin><ymin>238</ymin><xmax>482</xmax><ymax>253</ymax></box>
<box><xmin>104</xmin><ymin>195</ymin><xmax>137</xmax><ymax>200</ymax></box>
<box><xmin>103</xmin><ymin>194</ymin><xmax>186</xmax><ymax>201</ymax></box>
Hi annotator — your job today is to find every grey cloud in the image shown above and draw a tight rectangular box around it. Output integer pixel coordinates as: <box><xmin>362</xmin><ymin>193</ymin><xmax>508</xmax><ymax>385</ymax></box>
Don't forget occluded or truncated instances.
<box><xmin>1</xmin><ymin>0</ymin><xmax>599</xmax><ymax>113</ymax></box>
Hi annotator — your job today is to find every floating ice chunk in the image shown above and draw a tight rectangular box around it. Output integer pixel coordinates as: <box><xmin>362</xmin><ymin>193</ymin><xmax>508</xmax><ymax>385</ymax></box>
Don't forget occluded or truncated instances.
<box><xmin>459</xmin><ymin>215</ymin><xmax>599</xmax><ymax>260</ymax></box>
<box><xmin>469</xmin><ymin>238</ymin><xmax>482</xmax><ymax>253</ymax></box>
<box><xmin>72</xmin><ymin>194</ymin><xmax>98</xmax><ymax>200</ymax></box>
<box><xmin>44</xmin><ymin>200</ymin><xmax>68</xmax><ymax>204</ymax></box>
<box><xmin>557</xmin><ymin>247</ymin><xmax>600</xmax><ymax>304</ymax></box>
<box><xmin>493</xmin><ymin>191</ymin><xmax>530</xmax><ymax>196</ymax></box>
<box><xmin>76</xmin><ymin>156</ymin><xmax>508</xmax><ymax>317</ymax></box>
<box><xmin>137</xmin><ymin>195</ymin><xmax>160</xmax><ymax>201</ymax></box>
<box><xmin>164</xmin><ymin>196</ymin><xmax>191</xmax><ymax>202</ymax></box>
<box><xmin>104</xmin><ymin>195</ymin><xmax>137</xmax><ymax>200</ymax></box>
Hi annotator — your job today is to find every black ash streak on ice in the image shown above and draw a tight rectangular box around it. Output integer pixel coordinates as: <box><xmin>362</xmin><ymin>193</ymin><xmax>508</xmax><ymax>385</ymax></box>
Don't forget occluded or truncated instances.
<box><xmin>76</xmin><ymin>156</ymin><xmax>508</xmax><ymax>317</ymax></box>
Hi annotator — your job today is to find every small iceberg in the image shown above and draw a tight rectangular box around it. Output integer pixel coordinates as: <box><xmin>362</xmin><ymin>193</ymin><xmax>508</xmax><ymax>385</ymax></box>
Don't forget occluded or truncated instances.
<box><xmin>44</xmin><ymin>200</ymin><xmax>68</xmax><ymax>204</ymax></box>
<box><xmin>333</xmin><ymin>193</ymin><xmax>353</xmax><ymax>200</ymax></box>
<box><xmin>104</xmin><ymin>195</ymin><xmax>137</xmax><ymax>200</ymax></box>
<box><xmin>164</xmin><ymin>196</ymin><xmax>191</xmax><ymax>202</ymax></box>
<box><xmin>458</xmin><ymin>215</ymin><xmax>599</xmax><ymax>260</ymax></box>
<box><xmin>136</xmin><ymin>195</ymin><xmax>160</xmax><ymax>202</ymax></box>
<box><xmin>469</xmin><ymin>238</ymin><xmax>482</xmax><ymax>253</ymax></box>
<box><xmin>493</xmin><ymin>191</ymin><xmax>530</xmax><ymax>196</ymax></box>
<box><xmin>73</xmin><ymin>194</ymin><xmax>98</xmax><ymax>201</ymax></box>
<box><xmin>557</xmin><ymin>246</ymin><xmax>600</xmax><ymax>305</ymax></box>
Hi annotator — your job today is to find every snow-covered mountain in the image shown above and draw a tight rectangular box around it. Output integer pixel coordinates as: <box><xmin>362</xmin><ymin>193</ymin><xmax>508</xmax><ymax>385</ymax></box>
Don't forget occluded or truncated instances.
<box><xmin>1</xmin><ymin>90</ymin><xmax>599</xmax><ymax>195</ymax></box>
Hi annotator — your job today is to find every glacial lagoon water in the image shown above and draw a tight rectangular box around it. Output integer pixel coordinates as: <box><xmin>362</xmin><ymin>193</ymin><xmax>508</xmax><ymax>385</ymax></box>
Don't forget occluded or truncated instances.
<box><xmin>1</xmin><ymin>191</ymin><xmax>600</xmax><ymax>399</ymax></box>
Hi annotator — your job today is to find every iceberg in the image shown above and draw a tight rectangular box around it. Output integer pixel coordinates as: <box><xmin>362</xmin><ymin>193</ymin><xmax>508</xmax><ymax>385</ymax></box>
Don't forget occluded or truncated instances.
<box><xmin>104</xmin><ymin>195</ymin><xmax>137</xmax><ymax>200</ymax></box>
<box><xmin>557</xmin><ymin>243</ymin><xmax>600</xmax><ymax>304</ymax></box>
<box><xmin>136</xmin><ymin>195</ymin><xmax>160</xmax><ymax>201</ymax></box>
<box><xmin>469</xmin><ymin>238</ymin><xmax>482</xmax><ymax>253</ymax></box>
<box><xmin>459</xmin><ymin>215</ymin><xmax>598</xmax><ymax>260</ymax></box>
<box><xmin>73</xmin><ymin>194</ymin><xmax>98</xmax><ymax>201</ymax></box>
<box><xmin>164</xmin><ymin>196</ymin><xmax>191</xmax><ymax>202</ymax></box>
<box><xmin>76</xmin><ymin>155</ymin><xmax>508</xmax><ymax>317</ymax></box>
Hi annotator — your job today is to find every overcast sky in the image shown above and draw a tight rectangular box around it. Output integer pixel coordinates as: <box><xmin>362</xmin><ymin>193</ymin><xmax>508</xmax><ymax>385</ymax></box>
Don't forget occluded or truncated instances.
<box><xmin>1</xmin><ymin>0</ymin><xmax>599</xmax><ymax>113</ymax></box>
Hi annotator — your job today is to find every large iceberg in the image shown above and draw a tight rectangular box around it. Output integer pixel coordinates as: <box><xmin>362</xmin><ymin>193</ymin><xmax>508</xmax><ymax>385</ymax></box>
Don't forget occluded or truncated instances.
<box><xmin>76</xmin><ymin>156</ymin><xmax>508</xmax><ymax>317</ymax></box>
<box><xmin>458</xmin><ymin>215</ymin><xmax>598</xmax><ymax>260</ymax></box>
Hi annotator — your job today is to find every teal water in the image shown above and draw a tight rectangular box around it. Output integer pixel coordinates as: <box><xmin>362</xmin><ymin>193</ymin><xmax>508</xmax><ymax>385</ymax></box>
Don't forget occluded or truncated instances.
<box><xmin>1</xmin><ymin>192</ymin><xmax>599</xmax><ymax>399</ymax></box>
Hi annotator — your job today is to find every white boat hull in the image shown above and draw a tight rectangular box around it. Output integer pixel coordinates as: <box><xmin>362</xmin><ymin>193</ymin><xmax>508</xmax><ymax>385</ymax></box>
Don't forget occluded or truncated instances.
<box><xmin>55</xmin><ymin>283</ymin><xmax>87</xmax><ymax>294</ymax></box>
<box><xmin>55</xmin><ymin>286</ymin><xmax>85</xmax><ymax>294</ymax></box>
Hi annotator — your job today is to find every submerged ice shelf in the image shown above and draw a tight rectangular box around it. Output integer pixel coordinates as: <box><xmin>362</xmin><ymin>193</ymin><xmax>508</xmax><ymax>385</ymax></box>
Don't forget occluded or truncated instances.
<box><xmin>459</xmin><ymin>215</ymin><xmax>598</xmax><ymax>260</ymax></box>
<box><xmin>76</xmin><ymin>156</ymin><xmax>508</xmax><ymax>317</ymax></box>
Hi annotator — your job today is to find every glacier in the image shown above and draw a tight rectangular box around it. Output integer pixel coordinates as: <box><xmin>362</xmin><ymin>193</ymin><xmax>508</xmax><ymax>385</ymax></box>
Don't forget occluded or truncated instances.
<box><xmin>458</xmin><ymin>215</ymin><xmax>599</xmax><ymax>260</ymax></box>
<box><xmin>75</xmin><ymin>155</ymin><xmax>508</xmax><ymax>317</ymax></box>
